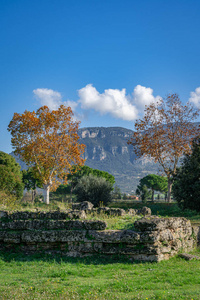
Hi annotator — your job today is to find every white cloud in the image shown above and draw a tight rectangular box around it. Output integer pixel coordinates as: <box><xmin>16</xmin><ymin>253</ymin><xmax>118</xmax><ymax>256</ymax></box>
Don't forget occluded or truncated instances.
<box><xmin>189</xmin><ymin>87</ymin><xmax>200</xmax><ymax>108</ymax></box>
<box><xmin>33</xmin><ymin>85</ymin><xmax>161</xmax><ymax>122</ymax></box>
<box><xmin>132</xmin><ymin>85</ymin><xmax>161</xmax><ymax>110</ymax></box>
<box><xmin>33</xmin><ymin>88</ymin><xmax>78</xmax><ymax>111</ymax></box>
<box><xmin>78</xmin><ymin>84</ymin><xmax>160</xmax><ymax>121</ymax></box>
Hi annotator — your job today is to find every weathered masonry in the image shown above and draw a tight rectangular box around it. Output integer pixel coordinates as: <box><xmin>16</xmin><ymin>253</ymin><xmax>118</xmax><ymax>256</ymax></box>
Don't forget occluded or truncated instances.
<box><xmin>0</xmin><ymin>211</ymin><xmax>199</xmax><ymax>262</ymax></box>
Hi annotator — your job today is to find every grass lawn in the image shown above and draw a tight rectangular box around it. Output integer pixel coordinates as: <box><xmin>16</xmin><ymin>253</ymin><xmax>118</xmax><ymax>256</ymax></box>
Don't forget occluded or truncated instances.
<box><xmin>0</xmin><ymin>200</ymin><xmax>200</xmax><ymax>299</ymax></box>
<box><xmin>0</xmin><ymin>250</ymin><xmax>200</xmax><ymax>300</ymax></box>
<box><xmin>109</xmin><ymin>201</ymin><xmax>200</xmax><ymax>225</ymax></box>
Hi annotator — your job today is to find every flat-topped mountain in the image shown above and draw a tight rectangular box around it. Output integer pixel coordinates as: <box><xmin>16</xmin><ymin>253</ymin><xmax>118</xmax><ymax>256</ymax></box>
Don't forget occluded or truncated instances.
<box><xmin>78</xmin><ymin>127</ymin><xmax>159</xmax><ymax>193</ymax></box>
<box><xmin>12</xmin><ymin>126</ymin><xmax>159</xmax><ymax>193</ymax></box>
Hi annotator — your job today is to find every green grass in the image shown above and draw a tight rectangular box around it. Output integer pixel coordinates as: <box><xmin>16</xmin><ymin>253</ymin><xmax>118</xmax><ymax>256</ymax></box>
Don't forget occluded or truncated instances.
<box><xmin>0</xmin><ymin>250</ymin><xmax>200</xmax><ymax>299</ymax></box>
<box><xmin>1</xmin><ymin>199</ymin><xmax>200</xmax><ymax>229</ymax></box>
<box><xmin>109</xmin><ymin>200</ymin><xmax>200</xmax><ymax>224</ymax></box>
<box><xmin>86</xmin><ymin>212</ymin><xmax>140</xmax><ymax>230</ymax></box>
<box><xmin>0</xmin><ymin>200</ymin><xmax>200</xmax><ymax>299</ymax></box>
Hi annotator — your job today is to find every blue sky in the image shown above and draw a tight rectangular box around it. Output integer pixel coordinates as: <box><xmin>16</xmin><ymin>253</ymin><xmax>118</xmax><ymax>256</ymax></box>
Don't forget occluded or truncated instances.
<box><xmin>1</xmin><ymin>0</ymin><xmax>200</xmax><ymax>153</ymax></box>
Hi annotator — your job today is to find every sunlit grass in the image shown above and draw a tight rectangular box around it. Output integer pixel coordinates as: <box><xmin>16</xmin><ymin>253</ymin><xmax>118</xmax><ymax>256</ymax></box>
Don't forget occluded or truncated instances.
<box><xmin>0</xmin><ymin>199</ymin><xmax>200</xmax><ymax>299</ymax></box>
<box><xmin>0</xmin><ymin>250</ymin><xmax>200</xmax><ymax>299</ymax></box>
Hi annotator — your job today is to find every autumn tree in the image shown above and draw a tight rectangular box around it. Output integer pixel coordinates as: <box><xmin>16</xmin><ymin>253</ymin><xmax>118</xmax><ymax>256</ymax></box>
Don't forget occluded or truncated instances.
<box><xmin>128</xmin><ymin>94</ymin><xmax>200</xmax><ymax>202</ymax></box>
<box><xmin>8</xmin><ymin>105</ymin><xmax>85</xmax><ymax>204</ymax></box>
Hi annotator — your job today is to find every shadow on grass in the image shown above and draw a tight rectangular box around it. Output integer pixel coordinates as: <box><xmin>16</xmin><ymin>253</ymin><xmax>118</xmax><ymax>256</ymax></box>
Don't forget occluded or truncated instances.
<box><xmin>0</xmin><ymin>249</ymin><xmax>145</xmax><ymax>265</ymax></box>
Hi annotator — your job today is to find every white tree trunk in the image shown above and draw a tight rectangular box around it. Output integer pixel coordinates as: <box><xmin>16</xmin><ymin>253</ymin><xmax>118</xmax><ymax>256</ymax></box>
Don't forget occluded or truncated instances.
<box><xmin>43</xmin><ymin>184</ymin><xmax>50</xmax><ymax>204</ymax></box>
<box><xmin>167</xmin><ymin>179</ymin><xmax>172</xmax><ymax>203</ymax></box>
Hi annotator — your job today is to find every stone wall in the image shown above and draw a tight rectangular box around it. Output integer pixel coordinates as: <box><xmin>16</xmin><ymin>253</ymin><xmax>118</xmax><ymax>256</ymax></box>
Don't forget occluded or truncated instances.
<box><xmin>0</xmin><ymin>211</ymin><xmax>197</xmax><ymax>262</ymax></box>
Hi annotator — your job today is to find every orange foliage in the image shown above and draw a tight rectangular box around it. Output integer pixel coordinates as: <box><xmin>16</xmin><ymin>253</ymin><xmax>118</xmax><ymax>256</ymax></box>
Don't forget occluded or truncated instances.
<box><xmin>128</xmin><ymin>94</ymin><xmax>200</xmax><ymax>201</ymax></box>
<box><xmin>8</xmin><ymin>105</ymin><xmax>85</xmax><ymax>192</ymax></box>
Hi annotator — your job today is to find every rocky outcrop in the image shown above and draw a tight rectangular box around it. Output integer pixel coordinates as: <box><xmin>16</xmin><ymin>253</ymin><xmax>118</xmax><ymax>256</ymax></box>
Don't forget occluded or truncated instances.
<box><xmin>70</xmin><ymin>203</ymin><xmax>151</xmax><ymax>217</ymax></box>
<box><xmin>0</xmin><ymin>211</ymin><xmax>196</xmax><ymax>262</ymax></box>
<box><xmin>94</xmin><ymin>207</ymin><xmax>126</xmax><ymax>216</ymax></box>
<box><xmin>72</xmin><ymin>201</ymin><xmax>94</xmax><ymax>211</ymax></box>
<box><xmin>128</xmin><ymin>207</ymin><xmax>151</xmax><ymax>216</ymax></box>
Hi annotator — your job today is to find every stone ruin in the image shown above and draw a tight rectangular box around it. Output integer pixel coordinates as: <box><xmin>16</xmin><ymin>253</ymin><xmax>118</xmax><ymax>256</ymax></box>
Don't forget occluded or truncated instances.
<box><xmin>72</xmin><ymin>201</ymin><xmax>152</xmax><ymax>217</ymax></box>
<box><xmin>0</xmin><ymin>206</ymin><xmax>199</xmax><ymax>262</ymax></box>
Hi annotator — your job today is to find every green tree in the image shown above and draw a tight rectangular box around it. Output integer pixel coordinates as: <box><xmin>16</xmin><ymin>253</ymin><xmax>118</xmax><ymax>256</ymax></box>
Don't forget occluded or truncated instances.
<box><xmin>140</xmin><ymin>174</ymin><xmax>168</xmax><ymax>202</ymax></box>
<box><xmin>123</xmin><ymin>193</ymin><xmax>128</xmax><ymax>200</ymax></box>
<box><xmin>0</xmin><ymin>151</ymin><xmax>24</xmax><ymax>199</ymax></box>
<box><xmin>58</xmin><ymin>165</ymin><xmax>115</xmax><ymax>202</ymax></box>
<box><xmin>52</xmin><ymin>184</ymin><xmax>72</xmax><ymax>202</ymax></box>
<box><xmin>22</xmin><ymin>168</ymin><xmax>42</xmax><ymax>202</ymax></box>
<box><xmin>173</xmin><ymin>138</ymin><xmax>200</xmax><ymax>211</ymax></box>
<box><xmin>112</xmin><ymin>185</ymin><xmax>122</xmax><ymax>199</ymax></box>
<box><xmin>136</xmin><ymin>184</ymin><xmax>151</xmax><ymax>203</ymax></box>
<box><xmin>74</xmin><ymin>174</ymin><xmax>113</xmax><ymax>207</ymax></box>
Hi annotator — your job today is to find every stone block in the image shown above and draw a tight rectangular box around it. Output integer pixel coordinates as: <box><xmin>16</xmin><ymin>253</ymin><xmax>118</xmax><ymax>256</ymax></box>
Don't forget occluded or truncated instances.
<box><xmin>57</xmin><ymin>230</ymin><xmax>86</xmax><ymax>242</ymax></box>
<box><xmin>87</xmin><ymin>230</ymin><xmax>122</xmax><ymax>243</ymax></box>
<box><xmin>192</xmin><ymin>225</ymin><xmax>200</xmax><ymax>244</ymax></box>
<box><xmin>4</xmin><ymin>232</ymin><xmax>20</xmax><ymax>243</ymax></box>
<box><xmin>0</xmin><ymin>211</ymin><xmax>8</xmax><ymax>219</ymax></box>
<box><xmin>134</xmin><ymin>217</ymin><xmax>192</xmax><ymax>232</ymax></box>
<box><xmin>120</xmin><ymin>230</ymin><xmax>140</xmax><ymax>243</ymax></box>
<box><xmin>72</xmin><ymin>202</ymin><xmax>94</xmax><ymax>211</ymax></box>
<box><xmin>66</xmin><ymin>210</ymin><xmax>87</xmax><ymax>219</ymax></box>
<box><xmin>138</xmin><ymin>207</ymin><xmax>152</xmax><ymax>216</ymax></box>
<box><xmin>127</xmin><ymin>209</ymin><xmax>137</xmax><ymax>216</ymax></box>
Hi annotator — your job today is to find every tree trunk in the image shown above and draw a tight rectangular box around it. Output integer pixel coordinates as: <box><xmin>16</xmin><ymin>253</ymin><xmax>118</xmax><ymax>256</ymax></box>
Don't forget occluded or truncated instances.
<box><xmin>43</xmin><ymin>184</ymin><xmax>50</xmax><ymax>204</ymax></box>
<box><xmin>167</xmin><ymin>178</ymin><xmax>172</xmax><ymax>203</ymax></box>
<box><xmin>151</xmin><ymin>188</ymin><xmax>154</xmax><ymax>202</ymax></box>
<box><xmin>31</xmin><ymin>190</ymin><xmax>34</xmax><ymax>203</ymax></box>
<box><xmin>70</xmin><ymin>186</ymin><xmax>74</xmax><ymax>204</ymax></box>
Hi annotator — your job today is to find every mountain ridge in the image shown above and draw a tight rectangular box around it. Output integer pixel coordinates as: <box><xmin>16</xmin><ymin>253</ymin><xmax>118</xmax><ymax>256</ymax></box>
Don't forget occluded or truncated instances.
<box><xmin>77</xmin><ymin>126</ymin><xmax>159</xmax><ymax>192</ymax></box>
<box><xmin>11</xmin><ymin>126</ymin><xmax>160</xmax><ymax>193</ymax></box>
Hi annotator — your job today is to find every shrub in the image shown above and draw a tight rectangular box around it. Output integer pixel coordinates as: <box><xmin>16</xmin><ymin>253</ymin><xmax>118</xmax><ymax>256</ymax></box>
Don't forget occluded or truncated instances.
<box><xmin>0</xmin><ymin>190</ymin><xmax>19</xmax><ymax>209</ymax></box>
<box><xmin>0</xmin><ymin>151</ymin><xmax>24</xmax><ymax>199</ymax></box>
<box><xmin>173</xmin><ymin>138</ymin><xmax>200</xmax><ymax>211</ymax></box>
<box><xmin>74</xmin><ymin>174</ymin><xmax>113</xmax><ymax>207</ymax></box>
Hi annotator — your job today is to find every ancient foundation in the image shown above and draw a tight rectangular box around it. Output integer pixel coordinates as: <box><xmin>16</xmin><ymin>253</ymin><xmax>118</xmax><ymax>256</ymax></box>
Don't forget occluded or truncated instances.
<box><xmin>0</xmin><ymin>210</ymin><xmax>198</xmax><ymax>262</ymax></box>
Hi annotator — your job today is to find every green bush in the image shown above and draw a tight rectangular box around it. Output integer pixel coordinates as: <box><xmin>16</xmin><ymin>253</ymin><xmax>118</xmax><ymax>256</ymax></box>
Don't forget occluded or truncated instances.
<box><xmin>74</xmin><ymin>174</ymin><xmax>113</xmax><ymax>207</ymax></box>
<box><xmin>0</xmin><ymin>151</ymin><xmax>24</xmax><ymax>199</ymax></box>
<box><xmin>0</xmin><ymin>190</ymin><xmax>19</xmax><ymax>209</ymax></box>
<box><xmin>173</xmin><ymin>138</ymin><xmax>200</xmax><ymax>211</ymax></box>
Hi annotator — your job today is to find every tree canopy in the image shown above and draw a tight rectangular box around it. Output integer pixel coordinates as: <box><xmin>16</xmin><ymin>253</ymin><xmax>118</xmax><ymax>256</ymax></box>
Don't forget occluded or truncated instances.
<box><xmin>173</xmin><ymin>138</ymin><xmax>200</xmax><ymax>211</ymax></box>
<box><xmin>74</xmin><ymin>174</ymin><xmax>113</xmax><ymax>207</ymax></box>
<box><xmin>8</xmin><ymin>105</ymin><xmax>85</xmax><ymax>204</ymax></box>
<box><xmin>22</xmin><ymin>167</ymin><xmax>43</xmax><ymax>202</ymax></box>
<box><xmin>67</xmin><ymin>165</ymin><xmax>115</xmax><ymax>189</ymax></box>
<box><xmin>128</xmin><ymin>93</ymin><xmax>200</xmax><ymax>202</ymax></box>
<box><xmin>0</xmin><ymin>151</ymin><xmax>24</xmax><ymax>199</ymax></box>
<box><xmin>54</xmin><ymin>165</ymin><xmax>115</xmax><ymax>202</ymax></box>
<box><xmin>140</xmin><ymin>174</ymin><xmax>168</xmax><ymax>202</ymax></box>
<box><xmin>136</xmin><ymin>184</ymin><xmax>151</xmax><ymax>203</ymax></box>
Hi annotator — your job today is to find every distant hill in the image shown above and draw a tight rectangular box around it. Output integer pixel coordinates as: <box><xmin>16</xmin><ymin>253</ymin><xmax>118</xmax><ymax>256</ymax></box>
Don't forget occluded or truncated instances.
<box><xmin>78</xmin><ymin>127</ymin><xmax>159</xmax><ymax>193</ymax></box>
<box><xmin>11</xmin><ymin>126</ymin><xmax>160</xmax><ymax>193</ymax></box>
